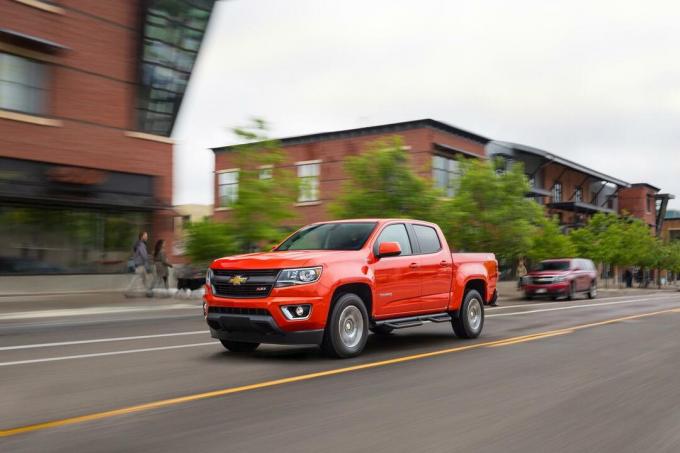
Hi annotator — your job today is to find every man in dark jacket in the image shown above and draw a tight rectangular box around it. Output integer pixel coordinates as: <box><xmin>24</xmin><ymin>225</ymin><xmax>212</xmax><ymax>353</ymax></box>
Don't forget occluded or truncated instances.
<box><xmin>125</xmin><ymin>232</ymin><xmax>150</xmax><ymax>297</ymax></box>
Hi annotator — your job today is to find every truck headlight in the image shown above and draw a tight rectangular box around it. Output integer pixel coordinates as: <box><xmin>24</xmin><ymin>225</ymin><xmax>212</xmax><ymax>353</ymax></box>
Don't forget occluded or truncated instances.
<box><xmin>275</xmin><ymin>267</ymin><xmax>322</xmax><ymax>287</ymax></box>
<box><xmin>554</xmin><ymin>275</ymin><xmax>566</xmax><ymax>282</ymax></box>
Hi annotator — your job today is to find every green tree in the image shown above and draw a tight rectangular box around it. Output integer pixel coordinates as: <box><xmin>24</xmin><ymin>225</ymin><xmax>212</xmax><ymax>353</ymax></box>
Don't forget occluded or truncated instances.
<box><xmin>330</xmin><ymin>136</ymin><xmax>443</xmax><ymax>221</ymax></box>
<box><xmin>185</xmin><ymin>119</ymin><xmax>298</xmax><ymax>263</ymax></box>
<box><xmin>528</xmin><ymin>216</ymin><xmax>576</xmax><ymax>262</ymax></box>
<box><xmin>440</xmin><ymin>158</ymin><xmax>544</xmax><ymax>264</ymax></box>
<box><xmin>228</xmin><ymin>119</ymin><xmax>299</xmax><ymax>251</ymax></box>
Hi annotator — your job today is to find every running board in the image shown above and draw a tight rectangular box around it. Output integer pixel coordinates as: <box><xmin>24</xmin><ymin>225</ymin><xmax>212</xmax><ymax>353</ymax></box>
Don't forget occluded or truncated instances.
<box><xmin>375</xmin><ymin>313</ymin><xmax>452</xmax><ymax>330</ymax></box>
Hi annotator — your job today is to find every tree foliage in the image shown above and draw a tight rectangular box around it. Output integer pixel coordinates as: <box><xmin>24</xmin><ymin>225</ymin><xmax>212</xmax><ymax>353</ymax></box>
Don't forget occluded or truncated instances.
<box><xmin>527</xmin><ymin>215</ymin><xmax>576</xmax><ymax>262</ymax></box>
<box><xmin>330</xmin><ymin>136</ymin><xmax>443</xmax><ymax>221</ymax></box>
<box><xmin>185</xmin><ymin>119</ymin><xmax>298</xmax><ymax>263</ymax></box>
<box><xmin>440</xmin><ymin>158</ymin><xmax>544</xmax><ymax>264</ymax></box>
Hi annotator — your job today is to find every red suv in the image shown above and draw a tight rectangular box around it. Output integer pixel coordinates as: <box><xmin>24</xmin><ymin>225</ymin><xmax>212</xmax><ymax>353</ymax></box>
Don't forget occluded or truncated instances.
<box><xmin>524</xmin><ymin>258</ymin><xmax>597</xmax><ymax>300</ymax></box>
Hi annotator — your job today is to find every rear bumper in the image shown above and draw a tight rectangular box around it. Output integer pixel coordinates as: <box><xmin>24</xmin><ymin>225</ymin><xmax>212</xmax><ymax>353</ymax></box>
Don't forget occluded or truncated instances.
<box><xmin>207</xmin><ymin>313</ymin><xmax>324</xmax><ymax>345</ymax></box>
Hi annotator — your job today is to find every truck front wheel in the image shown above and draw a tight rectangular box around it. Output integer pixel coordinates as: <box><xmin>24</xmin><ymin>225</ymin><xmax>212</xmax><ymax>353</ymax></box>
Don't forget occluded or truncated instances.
<box><xmin>220</xmin><ymin>340</ymin><xmax>260</xmax><ymax>353</ymax></box>
<box><xmin>321</xmin><ymin>293</ymin><xmax>369</xmax><ymax>358</ymax></box>
<box><xmin>452</xmin><ymin>290</ymin><xmax>484</xmax><ymax>339</ymax></box>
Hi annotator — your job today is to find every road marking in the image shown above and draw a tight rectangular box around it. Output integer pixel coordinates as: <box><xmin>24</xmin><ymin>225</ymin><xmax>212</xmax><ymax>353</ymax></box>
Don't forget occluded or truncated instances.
<box><xmin>0</xmin><ymin>342</ymin><xmax>217</xmax><ymax>367</ymax></box>
<box><xmin>487</xmin><ymin>297</ymin><xmax>665</xmax><ymax>317</ymax></box>
<box><xmin>0</xmin><ymin>331</ymin><xmax>208</xmax><ymax>351</ymax></box>
<box><xmin>0</xmin><ymin>304</ymin><xmax>198</xmax><ymax>321</ymax></box>
<box><xmin>487</xmin><ymin>293</ymin><xmax>672</xmax><ymax>311</ymax></box>
<box><xmin>1</xmin><ymin>306</ymin><xmax>678</xmax><ymax>438</ymax></box>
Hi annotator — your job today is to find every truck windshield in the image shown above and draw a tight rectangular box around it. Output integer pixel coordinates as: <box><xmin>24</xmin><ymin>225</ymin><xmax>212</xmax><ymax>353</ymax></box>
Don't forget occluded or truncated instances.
<box><xmin>276</xmin><ymin>222</ymin><xmax>377</xmax><ymax>251</ymax></box>
<box><xmin>535</xmin><ymin>261</ymin><xmax>570</xmax><ymax>271</ymax></box>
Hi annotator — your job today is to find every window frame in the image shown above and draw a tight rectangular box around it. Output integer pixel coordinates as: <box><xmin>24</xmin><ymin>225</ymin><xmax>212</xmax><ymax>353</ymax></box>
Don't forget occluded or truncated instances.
<box><xmin>432</xmin><ymin>154</ymin><xmax>460</xmax><ymax>197</ymax></box>
<box><xmin>372</xmin><ymin>222</ymin><xmax>414</xmax><ymax>257</ymax></box>
<box><xmin>296</xmin><ymin>160</ymin><xmax>321</xmax><ymax>203</ymax></box>
<box><xmin>216</xmin><ymin>168</ymin><xmax>239</xmax><ymax>208</ymax></box>
<box><xmin>410</xmin><ymin>223</ymin><xmax>443</xmax><ymax>255</ymax></box>
<box><xmin>0</xmin><ymin>52</ymin><xmax>49</xmax><ymax>116</ymax></box>
<box><xmin>553</xmin><ymin>182</ymin><xmax>563</xmax><ymax>203</ymax></box>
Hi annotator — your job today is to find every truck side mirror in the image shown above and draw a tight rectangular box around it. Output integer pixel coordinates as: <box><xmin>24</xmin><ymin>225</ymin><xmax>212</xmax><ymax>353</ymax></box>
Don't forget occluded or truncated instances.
<box><xmin>377</xmin><ymin>241</ymin><xmax>402</xmax><ymax>258</ymax></box>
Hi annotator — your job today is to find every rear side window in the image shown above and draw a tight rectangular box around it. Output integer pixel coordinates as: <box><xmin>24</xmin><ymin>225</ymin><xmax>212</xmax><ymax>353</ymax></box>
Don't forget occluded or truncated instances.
<box><xmin>375</xmin><ymin>224</ymin><xmax>412</xmax><ymax>256</ymax></box>
<box><xmin>413</xmin><ymin>225</ymin><xmax>441</xmax><ymax>254</ymax></box>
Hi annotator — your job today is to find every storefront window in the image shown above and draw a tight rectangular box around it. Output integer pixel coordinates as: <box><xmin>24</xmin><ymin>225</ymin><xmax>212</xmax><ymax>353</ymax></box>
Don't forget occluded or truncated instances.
<box><xmin>0</xmin><ymin>206</ymin><xmax>150</xmax><ymax>274</ymax></box>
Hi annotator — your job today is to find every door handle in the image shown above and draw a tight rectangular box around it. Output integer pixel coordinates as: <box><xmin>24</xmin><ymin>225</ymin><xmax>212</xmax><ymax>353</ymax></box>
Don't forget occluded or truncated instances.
<box><xmin>409</xmin><ymin>263</ymin><xmax>418</xmax><ymax>269</ymax></box>
<box><xmin>440</xmin><ymin>261</ymin><xmax>450</xmax><ymax>267</ymax></box>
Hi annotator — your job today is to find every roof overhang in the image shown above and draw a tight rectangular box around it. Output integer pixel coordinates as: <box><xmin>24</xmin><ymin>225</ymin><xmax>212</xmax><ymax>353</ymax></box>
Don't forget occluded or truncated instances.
<box><xmin>490</xmin><ymin>141</ymin><xmax>631</xmax><ymax>188</ymax></box>
<box><xmin>433</xmin><ymin>142</ymin><xmax>487</xmax><ymax>159</ymax></box>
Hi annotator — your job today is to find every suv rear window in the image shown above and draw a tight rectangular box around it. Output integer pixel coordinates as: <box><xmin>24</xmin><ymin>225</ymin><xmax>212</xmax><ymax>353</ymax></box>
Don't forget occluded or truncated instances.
<box><xmin>413</xmin><ymin>225</ymin><xmax>441</xmax><ymax>254</ymax></box>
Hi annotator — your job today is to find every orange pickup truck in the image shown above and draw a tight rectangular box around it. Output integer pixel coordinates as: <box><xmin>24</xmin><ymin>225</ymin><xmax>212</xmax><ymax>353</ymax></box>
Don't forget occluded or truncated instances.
<box><xmin>204</xmin><ymin>219</ymin><xmax>498</xmax><ymax>357</ymax></box>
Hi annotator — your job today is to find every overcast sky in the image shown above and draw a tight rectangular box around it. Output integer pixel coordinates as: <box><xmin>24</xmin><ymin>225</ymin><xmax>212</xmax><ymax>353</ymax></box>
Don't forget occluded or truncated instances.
<box><xmin>173</xmin><ymin>0</ymin><xmax>680</xmax><ymax>209</ymax></box>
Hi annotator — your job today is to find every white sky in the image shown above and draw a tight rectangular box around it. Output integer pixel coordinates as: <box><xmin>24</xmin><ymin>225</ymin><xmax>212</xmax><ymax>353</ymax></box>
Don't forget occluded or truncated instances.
<box><xmin>173</xmin><ymin>0</ymin><xmax>680</xmax><ymax>208</ymax></box>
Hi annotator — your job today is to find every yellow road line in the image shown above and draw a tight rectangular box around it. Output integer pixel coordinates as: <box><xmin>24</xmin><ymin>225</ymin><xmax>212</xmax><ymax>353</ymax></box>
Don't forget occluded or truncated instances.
<box><xmin>1</xmin><ymin>307</ymin><xmax>678</xmax><ymax>438</ymax></box>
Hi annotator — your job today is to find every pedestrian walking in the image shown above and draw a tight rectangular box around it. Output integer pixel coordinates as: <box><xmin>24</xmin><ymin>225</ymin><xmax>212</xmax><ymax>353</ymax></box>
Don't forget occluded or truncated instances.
<box><xmin>153</xmin><ymin>239</ymin><xmax>173</xmax><ymax>290</ymax></box>
<box><xmin>125</xmin><ymin>231</ymin><xmax>151</xmax><ymax>297</ymax></box>
<box><xmin>517</xmin><ymin>258</ymin><xmax>528</xmax><ymax>291</ymax></box>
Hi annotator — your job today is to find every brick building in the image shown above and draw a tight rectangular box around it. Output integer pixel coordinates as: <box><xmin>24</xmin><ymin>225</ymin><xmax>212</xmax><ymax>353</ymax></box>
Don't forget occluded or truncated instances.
<box><xmin>0</xmin><ymin>0</ymin><xmax>214</xmax><ymax>275</ymax></box>
<box><xmin>212</xmin><ymin>119</ymin><xmax>489</xmax><ymax>225</ymax></box>
<box><xmin>660</xmin><ymin>210</ymin><xmax>680</xmax><ymax>243</ymax></box>
<box><xmin>213</xmin><ymin>119</ymin><xmax>674</xmax><ymax>234</ymax></box>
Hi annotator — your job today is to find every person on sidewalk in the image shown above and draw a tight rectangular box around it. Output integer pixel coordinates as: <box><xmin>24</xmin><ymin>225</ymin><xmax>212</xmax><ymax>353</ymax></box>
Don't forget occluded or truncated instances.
<box><xmin>153</xmin><ymin>239</ymin><xmax>173</xmax><ymax>291</ymax></box>
<box><xmin>125</xmin><ymin>231</ymin><xmax>150</xmax><ymax>297</ymax></box>
<box><xmin>517</xmin><ymin>258</ymin><xmax>528</xmax><ymax>291</ymax></box>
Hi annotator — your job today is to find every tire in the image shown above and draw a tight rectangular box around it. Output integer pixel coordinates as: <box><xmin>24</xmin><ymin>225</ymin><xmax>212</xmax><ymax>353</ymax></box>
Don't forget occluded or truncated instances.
<box><xmin>370</xmin><ymin>325</ymin><xmax>394</xmax><ymax>335</ymax></box>
<box><xmin>452</xmin><ymin>289</ymin><xmax>484</xmax><ymax>339</ymax></box>
<box><xmin>567</xmin><ymin>282</ymin><xmax>576</xmax><ymax>301</ymax></box>
<box><xmin>219</xmin><ymin>340</ymin><xmax>260</xmax><ymax>353</ymax></box>
<box><xmin>588</xmin><ymin>281</ymin><xmax>597</xmax><ymax>299</ymax></box>
<box><xmin>321</xmin><ymin>293</ymin><xmax>369</xmax><ymax>358</ymax></box>
<box><xmin>525</xmin><ymin>293</ymin><xmax>533</xmax><ymax>300</ymax></box>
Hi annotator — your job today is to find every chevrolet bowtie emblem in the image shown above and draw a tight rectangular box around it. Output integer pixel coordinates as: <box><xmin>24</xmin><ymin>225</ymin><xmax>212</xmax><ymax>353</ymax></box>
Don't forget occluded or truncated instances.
<box><xmin>229</xmin><ymin>275</ymin><xmax>248</xmax><ymax>285</ymax></box>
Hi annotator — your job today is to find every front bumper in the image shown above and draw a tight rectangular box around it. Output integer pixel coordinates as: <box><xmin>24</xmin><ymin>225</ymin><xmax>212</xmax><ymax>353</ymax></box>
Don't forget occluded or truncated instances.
<box><xmin>207</xmin><ymin>312</ymin><xmax>324</xmax><ymax>345</ymax></box>
<box><xmin>525</xmin><ymin>282</ymin><xmax>569</xmax><ymax>297</ymax></box>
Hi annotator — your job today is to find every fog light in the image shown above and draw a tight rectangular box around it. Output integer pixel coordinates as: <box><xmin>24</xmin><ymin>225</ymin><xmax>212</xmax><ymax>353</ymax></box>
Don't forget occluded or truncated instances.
<box><xmin>281</xmin><ymin>304</ymin><xmax>311</xmax><ymax>320</ymax></box>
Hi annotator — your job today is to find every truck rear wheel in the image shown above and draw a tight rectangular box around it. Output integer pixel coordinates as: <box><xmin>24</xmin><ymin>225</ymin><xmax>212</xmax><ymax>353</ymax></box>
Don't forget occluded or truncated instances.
<box><xmin>220</xmin><ymin>340</ymin><xmax>260</xmax><ymax>353</ymax></box>
<box><xmin>321</xmin><ymin>293</ymin><xmax>369</xmax><ymax>358</ymax></box>
<box><xmin>452</xmin><ymin>289</ymin><xmax>484</xmax><ymax>339</ymax></box>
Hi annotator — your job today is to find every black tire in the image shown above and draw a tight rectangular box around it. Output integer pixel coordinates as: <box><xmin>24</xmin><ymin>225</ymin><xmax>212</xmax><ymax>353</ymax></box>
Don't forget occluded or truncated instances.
<box><xmin>452</xmin><ymin>289</ymin><xmax>484</xmax><ymax>339</ymax></box>
<box><xmin>587</xmin><ymin>280</ymin><xmax>597</xmax><ymax>299</ymax></box>
<box><xmin>567</xmin><ymin>282</ymin><xmax>576</xmax><ymax>300</ymax></box>
<box><xmin>525</xmin><ymin>293</ymin><xmax>533</xmax><ymax>300</ymax></box>
<box><xmin>321</xmin><ymin>293</ymin><xmax>369</xmax><ymax>358</ymax></box>
<box><xmin>219</xmin><ymin>340</ymin><xmax>259</xmax><ymax>353</ymax></box>
<box><xmin>370</xmin><ymin>325</ymin><xmax>394</xmax><ymax>335</ymax></box>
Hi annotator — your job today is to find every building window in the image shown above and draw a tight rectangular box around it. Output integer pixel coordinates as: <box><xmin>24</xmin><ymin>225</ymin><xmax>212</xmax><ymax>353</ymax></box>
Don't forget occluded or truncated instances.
<box><xmin>0</xmin><ymin>53</ymin><xmax>47</xmax><ymax>115</ymax></box>
<box><xmin>259</xmin><ymin>165</ymin><xmax>272</xmax><ymax>180</ymax></box>
<box><xmin>574</xmin><ymin>186</ymin><xmax>583</xmax><ymax>202</ymax></box>
<box><xmin>297</xmin><ymin>161</ymin><xmax>320</xmax><ymax>202</ymax></box>
<box><xmin>647</xmin><ymin>196</ymin><xmax>652</xmax><ymax>213</ymax></box>
<box><xmin>432</xmin><ymin>155</ymin><xmax>460</xmax><ymax>197</ymax></box>
<box><xmin>217</xmin><ymin>170</ymin><xmax>238</xmax><ymax>207</ymax></box>
<box><xmin>553</xmin><ymin>182</ymin><xmax>562</xmax><ymax>203</ymax></box>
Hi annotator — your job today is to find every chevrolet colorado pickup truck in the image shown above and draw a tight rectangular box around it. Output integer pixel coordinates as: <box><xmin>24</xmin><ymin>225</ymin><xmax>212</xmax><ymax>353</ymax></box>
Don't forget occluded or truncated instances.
<box><xmin>204</xmin><ymin>219</ymin><xmax>498</xmax><ymax>358</ymax></box>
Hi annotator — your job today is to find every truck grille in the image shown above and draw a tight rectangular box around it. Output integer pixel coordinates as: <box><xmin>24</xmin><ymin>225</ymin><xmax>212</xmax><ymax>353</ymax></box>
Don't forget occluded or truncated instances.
<box><xmin>208</xmin><ymin>306</ymin><xmax>269</xmax><ymax>316</ymax></box>
<box><xmin>211</xmin><ymin>269</ymin><xmax>279</xmax><ymax>298</ymax></box>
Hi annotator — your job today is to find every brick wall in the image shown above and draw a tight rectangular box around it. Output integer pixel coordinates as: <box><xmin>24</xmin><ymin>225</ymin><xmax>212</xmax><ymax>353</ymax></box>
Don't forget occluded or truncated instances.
<box><xmin>0</xmin><ymin>0</ymin><xmax>174</xmax><ymax>253</ymax></box>
<box><xmin>213</xmin><ymin>126</ymin><xmax>487</xmax><ymax>226</ymax></box>
<box><xmin>619</xmin><ymin>185</ymin><xmax>657</xmax><ymax>227</ymax></box>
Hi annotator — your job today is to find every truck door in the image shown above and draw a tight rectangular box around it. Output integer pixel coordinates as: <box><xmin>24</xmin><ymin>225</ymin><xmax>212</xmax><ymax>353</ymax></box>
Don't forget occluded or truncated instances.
<box><xmin>372</xmin><ymin>223</ymin><xmax>421</xmax><ymax>317</ymax></box>
<box><xmin>410</xmin><ymin>224</ymin><xmax>452</xmax><ymax>312</ymax></box>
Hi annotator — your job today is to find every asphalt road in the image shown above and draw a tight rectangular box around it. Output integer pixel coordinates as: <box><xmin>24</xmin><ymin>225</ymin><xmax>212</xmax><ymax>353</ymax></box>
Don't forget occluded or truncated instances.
<box><xmin>1</xmin><ymin>291</ymin><xmax>680</xmax><ymax>452</ymax></box>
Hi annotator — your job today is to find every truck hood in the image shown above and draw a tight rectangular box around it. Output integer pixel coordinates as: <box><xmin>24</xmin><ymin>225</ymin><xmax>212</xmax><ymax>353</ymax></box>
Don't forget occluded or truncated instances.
<box><xmin>211</xmin><ymin>250</ymin><xmax>349</xmax><ymax>270</ymax></box>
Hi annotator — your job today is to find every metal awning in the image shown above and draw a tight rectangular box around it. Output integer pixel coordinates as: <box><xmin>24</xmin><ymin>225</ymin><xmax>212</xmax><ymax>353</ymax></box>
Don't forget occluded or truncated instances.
<box><xmin>547</xmin><ymin>201</ymin><xmax>616</xmax><ymax>214</ymax></box>
<box><xmin>0</xmin><ymin>28</ymin><xmax>68</xmax><ymax>54</ymax></box>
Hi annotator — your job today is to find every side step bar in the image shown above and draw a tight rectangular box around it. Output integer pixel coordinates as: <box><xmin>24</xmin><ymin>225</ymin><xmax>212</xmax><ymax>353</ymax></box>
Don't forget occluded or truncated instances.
<box><xmin>374</xmin><ymin>312</ymin><xmax>452</xmax><ymax>330</ymax></box>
